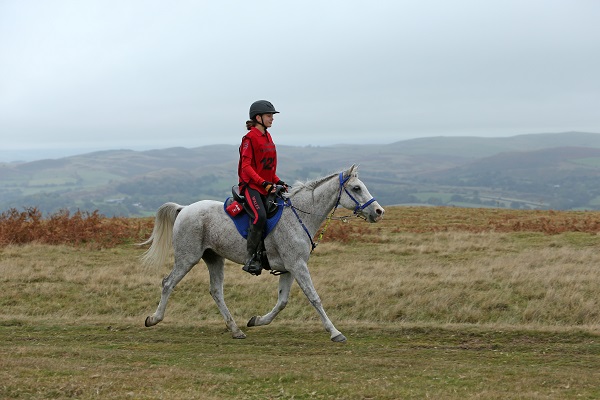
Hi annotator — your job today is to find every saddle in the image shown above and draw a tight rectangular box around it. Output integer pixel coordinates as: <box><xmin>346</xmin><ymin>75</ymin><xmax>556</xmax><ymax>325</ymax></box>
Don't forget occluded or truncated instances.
<box><xmin>223</xmin><ymin>186</ymin><xmax>286</xmax><ymax>240</ymax></box>
<box><xmin>229</xmin><ymin>185</ymin><xmax>282</xmax><ymax>218</ymax></box>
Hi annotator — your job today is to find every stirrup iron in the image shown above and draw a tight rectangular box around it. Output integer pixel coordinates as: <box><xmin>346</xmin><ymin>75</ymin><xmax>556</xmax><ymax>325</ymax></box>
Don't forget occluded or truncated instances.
<box><xmin>242</xmin><ymin>254</ymin><xmax>263</xmax><ymax>276</ymax></box>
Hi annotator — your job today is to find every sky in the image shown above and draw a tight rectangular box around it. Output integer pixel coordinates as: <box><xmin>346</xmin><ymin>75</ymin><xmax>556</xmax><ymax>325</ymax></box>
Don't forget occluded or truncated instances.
<box><xmin>1</xmin><ymin>0</ymin><xmax>599</xmax><ymax>161</ymax></box>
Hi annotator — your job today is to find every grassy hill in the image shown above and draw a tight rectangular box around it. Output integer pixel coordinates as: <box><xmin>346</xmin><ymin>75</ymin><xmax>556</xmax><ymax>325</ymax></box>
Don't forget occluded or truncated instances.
<box><xmin>417</xmin><ymin>146</ymin><xmax>600</xmax><ymax>209</ymax></box>
<box><xmin>3</xmin><ymin>131</ymin><xmax>600</xmax><ymax>215</ymax></box>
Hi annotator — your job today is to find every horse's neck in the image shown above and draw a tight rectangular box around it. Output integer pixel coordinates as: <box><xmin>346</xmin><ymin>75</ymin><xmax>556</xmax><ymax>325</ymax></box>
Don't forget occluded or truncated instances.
<box><xmin>291</xmin><ymin>175</ymin><xmax>340</xmax><ymax>231</ymax></box>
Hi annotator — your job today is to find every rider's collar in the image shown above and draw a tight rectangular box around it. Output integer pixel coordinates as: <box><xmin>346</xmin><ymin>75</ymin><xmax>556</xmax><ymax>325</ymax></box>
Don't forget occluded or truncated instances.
<box><xmin>249</xmin><ymin>126</ymin><xmax>268</xmax><ymax>136</ymax></box>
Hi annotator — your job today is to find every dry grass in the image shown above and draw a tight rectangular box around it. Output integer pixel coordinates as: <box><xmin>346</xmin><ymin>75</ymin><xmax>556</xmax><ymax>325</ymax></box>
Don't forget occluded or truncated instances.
<box><xmin>4</xmin><ymin>233</ymin><xmax>599</xmax><ymax>329</ymax></box>
<box><xmin>2</xmin><ymin>206</ymin><xmax>600</xmax><ymax>327</ymax></box>
<box><xmin>325</xmin><ymin>206</ymin><xmax>600</xmax><ymax>236</ymax></box>
<box><xmin>0</xmin><ymin>207</ymin><xmax>153</xmax><ymax>248</ymax></box>
<box><xmin>308</xmin><ymin>231</ymin><xmax>600</xmax><ymax>329</ymax></box>
<box><xmin>3</xmin><ymin>206</ymin><xmax>600</xmax><ymax>249</ymax></box>
<box><xmin>2</xmin><ymin>206</ymin><xmax>600</xmax><ymax>398</ymax></box>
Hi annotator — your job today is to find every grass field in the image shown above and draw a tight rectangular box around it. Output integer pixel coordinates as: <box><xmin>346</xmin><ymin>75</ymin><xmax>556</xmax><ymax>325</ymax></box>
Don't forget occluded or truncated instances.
<box><xmin>2</xmin><ymin>207</ymin><xmax>600</xmax><ymax>399</ymax></box>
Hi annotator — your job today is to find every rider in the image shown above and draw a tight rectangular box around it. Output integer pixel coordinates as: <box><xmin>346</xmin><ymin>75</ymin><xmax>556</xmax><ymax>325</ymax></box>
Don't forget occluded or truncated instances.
<box><xmin>238</xmin><ymin>100</ymin><xmax>288</xmax><ymax>275</ymax></box>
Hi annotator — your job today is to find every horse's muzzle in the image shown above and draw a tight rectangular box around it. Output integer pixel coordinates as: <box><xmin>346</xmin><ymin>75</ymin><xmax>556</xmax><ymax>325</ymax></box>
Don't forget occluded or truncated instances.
<box><xmin>366</xmin><ymin>205</ymin><xmax>385</xmax><ymax>223</ymax></box>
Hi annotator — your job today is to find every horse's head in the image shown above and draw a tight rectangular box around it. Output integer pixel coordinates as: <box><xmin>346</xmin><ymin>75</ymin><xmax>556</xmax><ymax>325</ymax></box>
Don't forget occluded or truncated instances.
<box><xmin>338</xmin><ymin>165</ymin><xmax>385</xmax><ymax>223</ymax></box>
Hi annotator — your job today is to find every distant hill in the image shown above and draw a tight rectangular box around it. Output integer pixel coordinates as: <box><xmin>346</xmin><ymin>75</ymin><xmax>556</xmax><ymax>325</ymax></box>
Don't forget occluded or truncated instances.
<box><xmin>388</xmin><ymin>131</ymin><xmax>600</xmax><ymax>157</ymax></box>
<box><xmin>427</xmin><ymin>146</ymin><xmax>600</xmax><ymax>177</ymax></box>
<box><xmin>414</xmin><ymin>146</ymin><xmax>600</xmax><ymax>209</ymax></box>
<box><xmin>2</xmin><ymin>131</ymin><xmax>600</xmax><ymax>215</ymax></box>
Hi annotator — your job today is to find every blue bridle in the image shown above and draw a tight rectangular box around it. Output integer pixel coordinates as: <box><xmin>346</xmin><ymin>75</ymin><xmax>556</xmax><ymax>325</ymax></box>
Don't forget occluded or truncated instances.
<box><xmin>283</xmin><ymin>172</ymin><xmax>377</xmax><ymax>252</ymax></box>
<box><xmin>338</xmin><ymin>172</ymin><xmax>377</xmax><ymax>215</ymax></box>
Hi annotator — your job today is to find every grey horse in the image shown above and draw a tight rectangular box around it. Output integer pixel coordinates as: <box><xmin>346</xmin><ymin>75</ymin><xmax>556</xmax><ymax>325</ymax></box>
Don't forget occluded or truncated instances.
<box><xmin>141</xmin><ymin>165</ymin><xmax>385</xmax><ymax>342</ymax></box>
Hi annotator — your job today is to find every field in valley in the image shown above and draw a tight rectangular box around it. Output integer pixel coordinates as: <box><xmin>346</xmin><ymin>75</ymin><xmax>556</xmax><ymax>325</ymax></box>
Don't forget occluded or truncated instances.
<box><xmin>1</xmin><ymin>206</ymin><xmax>600</xmax><ymax>399</ymax></box>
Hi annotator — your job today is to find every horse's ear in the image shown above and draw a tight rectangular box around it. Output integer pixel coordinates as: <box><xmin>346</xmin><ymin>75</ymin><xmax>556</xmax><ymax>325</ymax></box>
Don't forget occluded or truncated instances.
<box><xmin>347</xmin><ymin>164</ymin><xmax>358</xmax><ymax>177</ymax></box>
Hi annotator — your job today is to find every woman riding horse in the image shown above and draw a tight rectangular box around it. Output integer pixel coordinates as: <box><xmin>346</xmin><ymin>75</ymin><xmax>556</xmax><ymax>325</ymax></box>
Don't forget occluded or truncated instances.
<box><xmin>238</xmin><ymin>100</ymin><xmax>288</xmax><ymax>276</ymax></box>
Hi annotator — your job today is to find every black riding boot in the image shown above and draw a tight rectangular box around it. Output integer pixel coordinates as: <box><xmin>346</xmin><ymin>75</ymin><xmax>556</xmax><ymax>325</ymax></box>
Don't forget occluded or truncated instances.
<box><xmin>242</xmin><ymin>224</ymin><xmax>263</xmax><ymax>276</ymax></box>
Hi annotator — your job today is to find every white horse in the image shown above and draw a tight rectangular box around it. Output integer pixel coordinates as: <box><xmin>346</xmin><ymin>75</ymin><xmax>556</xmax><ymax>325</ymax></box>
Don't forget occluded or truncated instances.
<box><xmin>141</xmin><ymin>165</ymin><xmax>384</xmax><ymax>342</ymax></box>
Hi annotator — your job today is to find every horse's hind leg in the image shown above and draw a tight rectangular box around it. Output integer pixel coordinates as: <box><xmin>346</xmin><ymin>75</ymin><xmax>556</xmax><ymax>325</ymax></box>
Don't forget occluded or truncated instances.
<box><xmin>145</xmin><ymin>257</ymin><xmax>197</xmax><ymax>327</ymax></box>
<box><xmin>204</xmin><ymin>251</ymin><xmax>246</xmax><ymax>339</ymax></box>
<box><xmin>247</xmin><ymin>272</ymin><xmax>294</xmax><ymax>327</ymax></box>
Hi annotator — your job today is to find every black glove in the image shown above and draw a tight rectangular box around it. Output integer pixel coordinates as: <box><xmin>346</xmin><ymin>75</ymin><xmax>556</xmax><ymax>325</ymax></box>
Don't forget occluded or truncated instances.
<box><xmin>262</xmin><ymin>181</ymin><xmax>274</xmax><ymax>193</ymax></box>
<box><xmin>276</xmin><ymin>180</ymin><xmax>289</xmax><ymax>191</ymax></box>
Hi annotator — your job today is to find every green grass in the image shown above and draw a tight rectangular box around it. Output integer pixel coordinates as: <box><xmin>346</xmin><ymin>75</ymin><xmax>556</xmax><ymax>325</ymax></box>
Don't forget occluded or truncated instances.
<box><xmin>2</xmin><ymin>321</ymin><xmax>600</xmax><ymax>399</ymax></box>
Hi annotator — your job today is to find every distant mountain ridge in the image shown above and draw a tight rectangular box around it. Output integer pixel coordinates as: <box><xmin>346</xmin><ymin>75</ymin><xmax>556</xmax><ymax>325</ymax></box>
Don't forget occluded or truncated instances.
<box><xmin>2</xmin><ymin>131</ymin><xmax>600</xmax><ymax>215</ymax></box>
<box><xmin>388</xmin><ymin>131</ymin><xmax>600</xmax><ymax>157</ymax></box>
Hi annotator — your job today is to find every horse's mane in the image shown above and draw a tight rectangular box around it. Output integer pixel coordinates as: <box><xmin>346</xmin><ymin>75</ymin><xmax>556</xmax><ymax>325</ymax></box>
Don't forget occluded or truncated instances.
<box><xmin>287</xmin><ymin>167</ymin><xmax>357</xmax><ymax>198</ymax></box>
<box><xmin>288</xmin><ymin>174</ymin><xmax>335</xmax><ymax>197</ymax></box>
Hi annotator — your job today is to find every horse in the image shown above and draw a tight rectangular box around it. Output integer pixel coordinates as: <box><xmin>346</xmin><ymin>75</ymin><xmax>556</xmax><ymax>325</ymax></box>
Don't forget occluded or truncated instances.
<box><xmin>141</xmin><ymin>165</ymin><xmax>385</xmax><ymax>342</ymax></box>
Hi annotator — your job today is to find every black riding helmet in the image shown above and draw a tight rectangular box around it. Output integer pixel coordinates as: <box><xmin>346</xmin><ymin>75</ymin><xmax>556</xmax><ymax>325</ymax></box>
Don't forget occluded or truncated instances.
<box><xmin>249</xmin><ymin>100</ymin><xmax>279</xmax><ymax>120</ymax></box>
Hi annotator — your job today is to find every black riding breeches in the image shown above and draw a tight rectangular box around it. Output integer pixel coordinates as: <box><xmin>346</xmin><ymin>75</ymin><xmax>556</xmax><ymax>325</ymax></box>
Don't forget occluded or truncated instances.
<box><xmin>243</xmin><ymin>186</ymin><xmax>267</xmax><ymax>229</ymax></box>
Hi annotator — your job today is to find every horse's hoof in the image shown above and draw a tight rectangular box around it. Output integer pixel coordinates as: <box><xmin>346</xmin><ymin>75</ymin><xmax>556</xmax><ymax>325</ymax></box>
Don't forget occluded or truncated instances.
<box><xmin>331</xmin><ymin>333</ymin><xmax>347</xmax><ymax>343</ymax></box>
<box><xmin>232</xmin><ymin>331</ymin><xmax>247</xmax><ymax>339</ymax></box>
<box><xmin>144</xmin><ymin>316</ymin><xmax>152</xmax><ymax>327</ymax></box>
<box><xmin>247</xmin><ymin>316</ymin><xmax>258</xmax><ymax>327</ymax></box>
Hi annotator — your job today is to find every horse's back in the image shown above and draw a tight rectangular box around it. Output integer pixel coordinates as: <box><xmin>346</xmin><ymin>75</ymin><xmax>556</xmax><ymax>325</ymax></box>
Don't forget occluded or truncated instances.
<box><xmin>173</xmin><ymin>200</ymin><xmax>233</xmax><ymax>236</ymax></box>
<box><xmin>175</xmin><ymin>200</ymin><xmax>226</xmax><ymax>229</ymax></box>
<box><xmin>172</xmin><ymin>199</ymin><xmax>243</xmax><ymax>256</ymax></box>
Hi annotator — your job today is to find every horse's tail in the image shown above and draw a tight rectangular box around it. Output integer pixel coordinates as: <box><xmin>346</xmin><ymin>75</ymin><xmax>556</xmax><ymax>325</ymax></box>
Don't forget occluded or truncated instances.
<box><xmin>140</xmin><ymin>202</ymin><xmax>185</xmax><ymax>268</ymax></box>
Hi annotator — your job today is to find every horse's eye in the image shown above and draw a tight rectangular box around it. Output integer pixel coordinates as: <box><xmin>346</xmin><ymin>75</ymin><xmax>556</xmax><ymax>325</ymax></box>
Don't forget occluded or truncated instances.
<box><xmin>353</xmin><ymin>186</ymin><xmax>361</xmax><ymax>192</ymax></box>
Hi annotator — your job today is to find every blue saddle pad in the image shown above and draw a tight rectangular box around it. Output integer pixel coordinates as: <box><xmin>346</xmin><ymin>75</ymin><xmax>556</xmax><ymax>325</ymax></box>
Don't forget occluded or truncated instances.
<box><xmin>223</xmin><ymin>197</ymin><xmax>285</xmax><ymax>239</ymax></box>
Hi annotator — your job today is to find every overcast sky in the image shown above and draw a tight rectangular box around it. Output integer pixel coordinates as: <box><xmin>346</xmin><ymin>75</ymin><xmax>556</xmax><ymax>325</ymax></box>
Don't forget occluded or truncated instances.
<box><xmin>1</xmin><ymin>0</ymin><xmax>599</xmax><ymax>160</ymax></box>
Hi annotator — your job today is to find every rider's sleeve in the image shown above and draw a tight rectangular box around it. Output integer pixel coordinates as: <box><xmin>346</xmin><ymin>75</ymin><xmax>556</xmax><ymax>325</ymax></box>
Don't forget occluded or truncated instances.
<box><xmin>239</xmin><ymin>136</ymin><xmax>265</xmax><ymax>186</ymax></box>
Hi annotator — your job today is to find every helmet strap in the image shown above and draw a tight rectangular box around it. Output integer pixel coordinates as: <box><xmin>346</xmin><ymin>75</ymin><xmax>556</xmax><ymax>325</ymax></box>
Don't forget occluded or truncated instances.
<box><xmin>254</xmin><ymin>115</ymin><xmax>267</xmax><ymax>132</ymax></box>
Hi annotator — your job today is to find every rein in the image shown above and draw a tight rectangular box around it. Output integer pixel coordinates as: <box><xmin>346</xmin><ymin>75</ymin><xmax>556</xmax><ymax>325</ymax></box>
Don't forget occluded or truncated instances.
<box><xmin>281</xmin><ymin>172</ymin><xmax>377</xmax><ymax>253</ymax></box>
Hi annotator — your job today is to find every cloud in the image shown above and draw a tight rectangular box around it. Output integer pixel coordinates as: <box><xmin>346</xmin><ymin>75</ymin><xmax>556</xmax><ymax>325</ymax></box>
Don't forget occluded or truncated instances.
<box><xmin>0</xmin><ymin>0</ymin><xmax>599</xmax><ymax>156</ymax></box>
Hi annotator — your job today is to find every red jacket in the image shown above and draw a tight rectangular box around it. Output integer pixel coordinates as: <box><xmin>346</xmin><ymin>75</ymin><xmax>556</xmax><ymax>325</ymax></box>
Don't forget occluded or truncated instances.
<box><xmin>238</xmin><ymin>127</ymin><xmax>280</xmax><ymax>195</ymax></box>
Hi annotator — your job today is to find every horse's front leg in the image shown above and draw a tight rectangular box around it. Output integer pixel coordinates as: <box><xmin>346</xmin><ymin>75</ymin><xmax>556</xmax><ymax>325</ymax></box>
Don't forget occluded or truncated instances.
<box><xmin>247</xmin><ymin>272</ymin><xmax>294</xmax><ymax>327</ymax></box>
<box><xmin>293</xmin><ymin>265</ymin><xmax>346</xmax><ymax>343</ymax></box>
